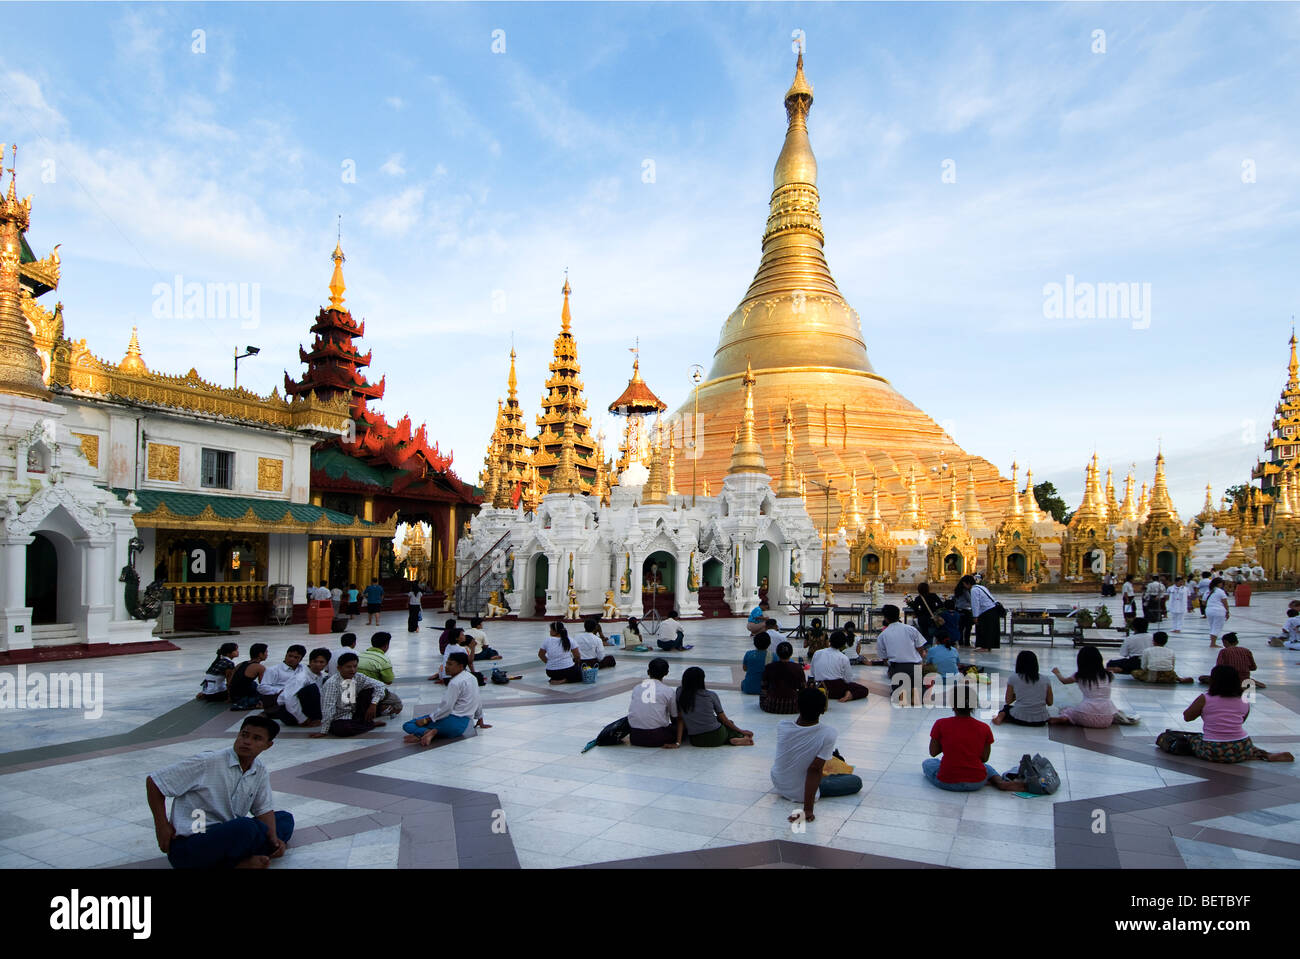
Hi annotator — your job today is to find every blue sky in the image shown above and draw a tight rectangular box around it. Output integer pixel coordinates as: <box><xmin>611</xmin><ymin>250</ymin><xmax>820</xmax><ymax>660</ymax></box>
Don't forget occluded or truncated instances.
<box><xmin>3</xmin><ymin>2</ymin><xmax>1298</xmax><ymax>515</ymax></box>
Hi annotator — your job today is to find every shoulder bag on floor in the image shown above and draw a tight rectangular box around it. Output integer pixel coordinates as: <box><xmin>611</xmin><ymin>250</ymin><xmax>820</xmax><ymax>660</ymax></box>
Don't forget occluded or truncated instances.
<box><xmin>1016</xmin><ymin>753</ymin><xmax>1061</xmax><ymax>794</ymax></box>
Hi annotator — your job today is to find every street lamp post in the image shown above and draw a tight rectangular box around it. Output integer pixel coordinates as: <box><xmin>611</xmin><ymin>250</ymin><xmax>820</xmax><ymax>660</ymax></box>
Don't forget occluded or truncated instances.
<box><xmin>689</xmin><ymin>365</ymin><xmax>703</xmax><ymax>507</ymax></box>
<box><xmin>234</xmin><ymin>345</ymin><xmax>261</xmax><ymax>389</ymax></box>
<box><xmin>806</xmin><ymin>477</ymin><xmax>835</xmax><ymax>599</ymax></box>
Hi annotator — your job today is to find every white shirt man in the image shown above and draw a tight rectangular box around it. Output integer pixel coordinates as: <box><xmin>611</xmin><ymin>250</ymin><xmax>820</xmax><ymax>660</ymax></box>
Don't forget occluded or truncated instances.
<box><xmin>628</xmin><ymin>677</ymin><xmax>678</xmax><ymax>731</ymax></box>
<box><xmin>328</xmin><ymin>643</ymin><xmax>357</xmax><ymax>675</ymax></box>
<box><xmin>1116</xmin><ymin>631</ymin><xmax>1154</xmax><ymax>660</ymax></box>
<box><xmin>277</xmin><ymin>662</ymin><xmax>328</xmax><ymax>725</ymax></box>
<box><xmin>1140</xmin><ymin>644</ymin><xmax>1177</xmax><ymax>674</ymax></box>
<box><xmin>876</xmin><ymin>621</ymin><xmax>926</xmax><ymax>664</ymax></box>
<box><xmin>1196</xmin><ymin>576</ymin><xmax>1212</xmax><ymax>602</ymax></box>
<box><xmin>970</xmin><ymin>584</ymin><xmax>998</xmax><ymax>618</ymax></box>
<box><xmin>574</xmin><ymin>630</ymin><xmax>605</xmax><ymax>662</ymax></box>
<box><xmin>810</xmin><ymin>646</ymin><xmax>854</xmax><ymax>684</ymax></box>
<box><xmin>257</xmin><ymin>658</ymin><xmax>303</xmax><ymax>698</ymax></box>
<box><xmin>770</xmin><ymin>717</ymin><xmax>839</xmax><ymax>804</ymax></box>
<box><xmin>430</xmin><ymin>668</ymin><xmax>484</xmax><ymax>726</ymax></box>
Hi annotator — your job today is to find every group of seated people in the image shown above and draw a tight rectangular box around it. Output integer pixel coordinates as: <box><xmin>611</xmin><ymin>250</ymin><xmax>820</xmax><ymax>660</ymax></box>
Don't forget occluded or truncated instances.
<box><xmin>1107</xmin><ymin>619</ymin><xmax>1263</xmax><ymax>688</ymax></box>
<box><xmin>538</xmin><ymin>619</ymin><xmax>619</xmax><ymax>683</ymax></box>
<box><xmin>742</xmin><ymin>631</ymin><xmax>870</xmax><ymax>711</ymax></box>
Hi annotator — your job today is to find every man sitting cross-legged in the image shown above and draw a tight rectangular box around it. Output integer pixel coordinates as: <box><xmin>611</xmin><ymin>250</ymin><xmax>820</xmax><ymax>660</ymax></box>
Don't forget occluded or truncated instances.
<box><xmin>1130</xmin><ymin>632</ymin><xmax>1194</xmax><ymax>684</ymax></box>
<box><xmin>403</xmin><ymin>652</ymin><xmax>491</xmax><ymax>746</ymax></box>
<box><xmin>311</xmin><ymin>652</ymin><xmax>392</xmax><ymax>738</ymax></box>
<box><xmin>628</xmin><ymin>657</ymin><xmax>680</xmax><ymax>747</ymax></box>
<box><xmin>257</xmin><ymin>645</ymin><xmax>306</xmax><ymax>713</ymax></box>
<box><xmin>266</xmin><ymin>648</ymin><xmax>330</xmax><ymax>727</ymax></box>
<box><xmin>146</xmin><ymin>715</ymin><xmax>294</xmax><ymax>869</ymax></box>
<box><xmin>356</xmin><ymin>632</ymin><xmax>405</xmax><ymax>715</ymax></box>
<box><xmin>770</xmin><ymin>686</ymin><xmax>863</xmax><ymax>825</ymax></box>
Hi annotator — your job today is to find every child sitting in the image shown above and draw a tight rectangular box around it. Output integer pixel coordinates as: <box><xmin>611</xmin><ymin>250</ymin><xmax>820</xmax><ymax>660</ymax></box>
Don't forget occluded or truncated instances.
<box><xmin>1130</xmin><ymin>632</ymin><xmax>1193</xmax><ymax>684</ymax></box>
<box><xmin>1271</xmin><ymin>608</ymin><xmax>1300</xmax><ymax>648</ymax></box>
<box><xmin>742</xmin><ymin>631</ymin><xmax>774</xmax><ymax>694</ymax></box>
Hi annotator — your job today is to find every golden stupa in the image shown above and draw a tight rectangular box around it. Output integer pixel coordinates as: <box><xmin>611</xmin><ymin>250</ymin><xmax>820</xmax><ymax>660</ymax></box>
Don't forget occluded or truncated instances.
<box><xmin>672</xmin><ymin>53</ymin><xmax>1012</xmax><ymax>530</ymax></box>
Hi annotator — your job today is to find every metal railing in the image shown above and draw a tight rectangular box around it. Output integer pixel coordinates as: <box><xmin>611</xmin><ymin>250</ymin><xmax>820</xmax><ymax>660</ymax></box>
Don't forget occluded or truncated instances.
<box><xmin>166</xmin><ymin>581</ymin><xmax>268</xmax><ymax>604</ymax></box>
<box><xmin>452</xmin><ymin>532</ymin><xmax>512</xmax><ymax>616</ymax></box>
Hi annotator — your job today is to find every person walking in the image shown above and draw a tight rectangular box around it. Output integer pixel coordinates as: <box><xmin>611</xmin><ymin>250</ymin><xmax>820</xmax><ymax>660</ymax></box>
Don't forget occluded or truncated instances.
<box><xmin>1205</xmin><ymin>577</ymin><xmax>1230</xmax><ymax>648</ymax></box>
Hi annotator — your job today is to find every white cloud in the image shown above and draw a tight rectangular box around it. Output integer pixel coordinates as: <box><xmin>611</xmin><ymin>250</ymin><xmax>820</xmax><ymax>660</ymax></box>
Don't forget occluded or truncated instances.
<box><xmin>380</xmin><ymin>153</ymin><xmax>406</xmax><ymax>177</ymax></box>
<box><xmin>386</xmin><ymin>96</ymin><xmax>404</xmax><ymax>110</ymax></box>
<box><xmin>360</xmin><ymin>186</ymin><xmax>426</xmax><ymax>237</ymax></box>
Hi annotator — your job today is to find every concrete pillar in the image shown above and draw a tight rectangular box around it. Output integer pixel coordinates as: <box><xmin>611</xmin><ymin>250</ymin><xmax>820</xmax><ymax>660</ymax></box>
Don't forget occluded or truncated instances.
<box><xmin>0</xmin><ymin>538</ymin><xmax>34</xmax><ymax>651</ymax></box>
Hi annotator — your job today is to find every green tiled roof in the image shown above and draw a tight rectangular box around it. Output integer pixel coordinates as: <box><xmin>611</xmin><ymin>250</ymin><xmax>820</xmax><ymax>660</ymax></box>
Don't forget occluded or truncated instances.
<box><xmin>111</xmin><ymin>488</ymin><xmax>381</xmax><ymax>529</ymax></box>
<box><xmin>311</xmin><ymin>446</ymin><xmax>404</xmax><ymax>488</ymax></box>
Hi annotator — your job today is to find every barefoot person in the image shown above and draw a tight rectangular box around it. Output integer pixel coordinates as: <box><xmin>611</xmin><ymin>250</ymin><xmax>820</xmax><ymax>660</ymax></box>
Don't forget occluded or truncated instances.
<box><xmin>1129</xmin><ymin>632</ymin><xmax>1194</xmax><ymax>684</ymax></box>
<box><xmin>197</xmin><ymin>642</ymin><xmax>240</xmax><ymax>702</ymax></box>
<box><xmin>676</xmin><ymin>666</ymin><xmax>754</xmax><ymax>746</ymax></box>
<box><xmin>1048</xmin><ymin>647</ymin><xmax>1117</xmax><ymax>728</ymax></box>
<box><xmin>539</xmin><ymin>621</ymin><xmax>583</xmax><ymax>684</ymax></box>
<box><xmin>923</xmin><ymin>681</ymin><xmax>1019</xmax><ymax>792</ymax></box>
<box><xmin>403</xmin><ymin>652</ymin><xmax>490</xmax><ymax>746</ymax></box>
<box><xmin>1205</xmin><ymin>576</ymin><xmax>1230</xmax><ymax>647</ymax></box>
<box><xmin>1179</xmin><ymin>666</ymin><xmax>1294</xmax><ymax>764</ymax></box>
<box><xmin>146</xmin><ymin>715</ymin><xmax>294</xmax><ymax>869</ymax></box>
<box><xmin>311</xmin><ymin>652</ymin><xmax>391</xmax><ymax>737</ymax></box>
<box><xmin>992</xmin><ymin>650</ymin><xmax>1053</xmax><ymax>727</ymax></box>
<box><xmin>628</xmin><ymin>658</ymin><xmax>680</xmax><ymax>747</ymax></box>
<box><xmin>810</xmin><ymin>630</ymin><xmax>869</xmax><ymax>702</ymax></box>
<box><xmin>771</xmin><ymin>686</ymin><xmax>863</xmax><ymax>823</ymax></box>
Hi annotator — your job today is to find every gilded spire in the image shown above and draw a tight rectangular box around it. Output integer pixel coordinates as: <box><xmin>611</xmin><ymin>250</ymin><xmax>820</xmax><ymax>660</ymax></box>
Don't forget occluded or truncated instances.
<box><xmin>1009</xmin><ymin>462</ymin><xmax>1023</xmax><ymax>517</ymax></box>
<box><xmin>328</xmin><ymin>242</ymin><xmax>346</xmax><ymax>311</ymax></box>
<box><xmin>1023</xmin><ymin>467</ymin><xmax>1041</xmax><ymax>522</ymax></box>
<box><xmin>0</xmin><ymin>143</ymin><xmax>51</xmax><ymax>399</ymax></box>
<box><xmin>1278</xmin><ymin>473</ymin><xmax>1294</xmax><ymax>518</ymax></box>
<box><xmin>1138</xmin><ymin>481</ymin><xmax>1150</xmax><ymax>521</ymax></box>
<box><xmin>643</xmin><ymin>425</ymin><xmax>667</xmax><ymax>505</ymax></box>
<box><xmin>845</xmin><ymin>469</ymin><xmax>864</xmax><ymax>532</ymax></box>
<box><xmin>492</xmin><ymin>444</ymin><xmax>513</xmax><ymax>509</ymax></box>
<box><xmin>775</xmin><ymin>399</ymin><xmax>800</xmax><ymax>497</ymax></box>
<box><xmin>120</xmin><ymin>327</ymin><xmax>148</xmax><ymax>375</ymax></box>
<box><xmin>868</xmin><ymin>472</ymin><xmax>885</xmax><ymax>526</ymax></box>
<box><xmin>507</xmin><ymin>347</ymin><xmax>518</xmax><ymax>396</ymax></box>
<box><xmin>549</xmin><ymin>407</ymin><xmax>584</xmax><ymax>495</ymax></box>
<box><xmin>902</xmin><ymin>464</ymin><xmax>928</xmax><ymax>528</ymax></box>
<box><xmin>947</xmin><ymin>474</ymin><xmax>964</xmax><ymax>525</ymax></box>
<box><xmin>1146</xmin><ymin>450</ymin><xmax>1178</xmax><ymax>523</ymax></box>
<box><xmin>560</xmin><ymin>275</ymin><xmax>572</xmax><ymax>333</ymax></box>
<box><xmin>1290</xmin><ymin>331</ymin><xmax>1298</xmax><ymax>388</ymax></box>
<box><xmin>703</xmin><ymin>52</ymin><xmax>875</xmax><ymax>383</ymax></box>
<box><xmin>1121</xmin><ymin>466</ymin><xmax>1138</xmax><ymax>522</ymax></box>
<box><xmin>1105</xmin><ymin>467</ymin><xmax>1120</xmax><ymax>523</ymax></box>
<box><xmin>666</xmin><ymin>432</ymin><xmax>677</xmax><ymax>496</ymax></box>
<box><xmin>727</xmin><ymin>361</ymin><xmax>767</xmax><ymax>474</ymax></box>
<box><xmin>962</xmin><ymin>462</ymin><xmax>987</xmax><ymax>530</ymax></box>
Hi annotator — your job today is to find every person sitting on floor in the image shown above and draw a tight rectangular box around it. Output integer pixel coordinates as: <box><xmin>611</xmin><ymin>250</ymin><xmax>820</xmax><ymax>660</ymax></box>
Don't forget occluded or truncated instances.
<box><xmin>146</xmin><ymin>715</ymin><xmax>294</xmax><ymax>869</ymax></box>
<box><xmin>771</xmin><ymin>686</ymin><xmax>864</xmax><ymax>823</ymax></box>
<box><xmin>1179</xmin><ymin>666</ymin><xmax>1293</xmax><ymax>764</ymax></box>
<box><xmin>1049</xmin><ymin>647</ymin><xmax>1117</xmax><ymax>727</ymax></box>
<box><xmin>1269</xmin><ymin>607</ymin><xmax>1300</xmax><ymax>648</ymax></box>
<box><xmin>357</xmin><ymin>632</ymin><xmax>396</xmax><ymax>685</ymax></box>
<box><xmin>925</xmin><ymin>631</ymin><xmax>961</xmax><ymax>678</ymax></box>
<box><xmin>437</xmin><ymin>618</ymin><xmax>458</xmax><ymax>655</ymax></box>
<box><xmin>761</xmin><ymin>641</ymin><xmax>806</xmax><ymax>714</ymax></box>
<box><xmin>675</xmin><ymin>666</ymin><xmax>753</xmax><ymax>746</ymax></box>
<box><xmin>923</xmin><ymin>681</ymin><xmax>1019</xmax><ymax>792</ymax></box>
<box><xmin>746</xmin><ymin>603</ymin><xmax>768</xmax><ymax>636</ymax></box>
<box><xmin>311</xmin><ymin>653</ymin><xmax>391</xmax><ymax>738</ymax></box>
<box><xmin>1130</xmin><ymin>632</ymin><xmax>1194</xmax><ymax>684</ymax></box>
<box><xmin>656</xmin><ymin>610</ymin><xmax>694</xmax><ymax>651</ymax></box>
<box><xmin>329</xmin><ymin>633</ymin><xmax>358</xmax><ymax>675</ymax></box>
<box><xmin>742</xmin><ymin>631</ymin><xmax>774</xmax><ymax>694</ymax></box>
<box><xmin>431</xmin><ymin>627</ymin><xmax>485</xmax><ymax>686</ymax></box>
<box><xmin>576</xmin><ymin>618</ymin><xmax>617</xmax><ymax>669</ymax></box>
<box><xmin>197</xmin><ymin>642</ymin><xmax>240</xmax><ymax>702</ymax></box>
<box><xmin>1199</xmin><ymin>633</ymin><xmax>1264</xmax><ymax>688</ymax></box>
<box><xmin>539</xmin><ymin>620</ymin><xmax>583</xmax><ymax>684</ymax></box>
<box><xmin>1106</xmin><ymin>618</ymin><xmax>1152</xmax><ymax>674</ymax></box>
<box><xmin>463</xmin><ymin>617</ymin><xmax>502</xmax><ymax>660</ymax></box>
<box><xmin>876</xmin><ymin>604</ymin><xmax>928</xmax><ymax>706</ymax></box>
<box><xmin>403</xmin><ymin>652</ymin><xmax>491</xmax><ymax>746</ymax></box>
<box><xmin>623</xmin><ymin>616</ymin><xmax>650</xmax><ymax>650</ymax></box>
<box><xmin>266</xmin><ymin>648</ymin><xmax>330</xmax><ymax>727</ymax></box>
<box><xmin>228</xmin><ymin>644</ymin><xmax>269</xmax><ymax>711</ymax></box>
<box><xmin>628</xmin><ymin>658</ymin><xmax>680</xmax><ymax>747</ymax></box>
<box><xmin>804</xmin><ymin>617</ymin><xmax>829</xmax><ymax>655</ymax></box>
<box><xmin>811</xmin><ymin>630</ymin><xmax>869</xmax><ymax>702</ymax></box>
<box><xmin>257</xmin><ymin>645</ymin><xmax>306</xmax><ymax>712</ymax></box>
<box><xmin>993</xmin><ymin>650</ymin><xmax>1053</xmax><ymax>727</ymax></box>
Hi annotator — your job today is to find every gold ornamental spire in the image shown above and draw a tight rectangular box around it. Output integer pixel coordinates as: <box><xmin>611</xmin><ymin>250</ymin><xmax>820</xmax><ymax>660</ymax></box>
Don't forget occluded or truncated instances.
<box><xmin>481</xmin><ymin>433</ymin><xmax>501</xmax><ymax>505</ymax></box>
<box><xmin>549</xmin><ymin>407</ymin><xmax>584</xmax><ymax>495</ymax></box>
<box><xmin>328</xmin><ymin>242</ymin><xmax>346</xmax><ymax>311</ymax></box>
<box><xmin>1289</xmin><ymin>331</ymin><xmax>1298</xmax><ymax>388</ymax></box>
<box><xmin>120</xmin><ymin>327</ymin><xmax>148</xmax><ymax>375</ymax></box>
<box><xmin>703</xmin><ymin>52</ymin><xmax>874</xmax><ymax>382</ymax></box>
<box><xmin>1204</xmin><ymin>483</ymin><xmax>1214</xmax><ymax>513</ymax></box>
<box><xmin>592</xmin><ymin>454</ymin><xmax>610</xmax><ymax>505</ymax></box>
<box><xmin>902</xmin><ymin>464</ymin><xmax>928</xmax><ymax>528</ymax></box>
<box><xmin>1105</xmin><ymin>467</ymin><xmax>1120</xmax><ymax>523</ymax></box>
<box><xmin>643</xmin><ymin>427</ymin><xmax>667</xmax><ymax>505</ymax></box>
<box><xmin>845</xmin><ymin>469</ymin><xmax>864</xmax><ymax>532</ymax></box>
<box><xmin>1146</xmin><ymin>450</ymin><xmax>1178</xmax><ymax>522</ymax></box>
<box><xmin>948</xmin><ymin>474</ymin><xmax>963</xmax><ymax>525</ymax></box>
<box><xmin>560</xmin><ymin>275</ymin><xmax>572</xmax><ymax>333</ymax></box>
<box><xmin>1009</xmin><ymin>462</ymin><xmax>1023</xmax><ymax>516</ymax></box>
<box><xmin>507</xmin><ymin>347</ymin><xmax>518</xmax><ymax>395</ymax></box>
<box><xmin>492</xmin><ymin>445</ymin><xmax>513</xmax><ymax>509</ymax></box>
<box><xmin>775</xmin><ymin>399</ymin><xmax>800</xmax><ymax>497</ymax></box>
<box><xmin>666</xmin><ymin>433</ymin><xmax>677</xmax><ymax>496</ymax></box>
<box><xmin>1278</xmin><ymin>474</ymin><xmax>1294</xmax><ymax>518</ymax></box>
<box><xmin>868</xmin><ymin>472</ymin><xmax>884</xmax><ymax>525</ymax></box>
<box><xmin>1138</xmin><ymin>481</ymin><xmax>1149</xmax><ymax>521</ymax></box>
<box><xmin>727</xmin><ymin>361</ymin><xmax>767</xmax><ymax>474</ymax></box>
<box><xmin>1023</xmin><ymin>467</ymin><xmax>1041</xmax><ymax>522</ymax></box>
<box><xmin>962</xmin><ymin>462</ymin><xmax>987</xmax><ymax>529</ymax></box>
<box><xmin>1121</xmin><ymin>466</ymin><xmax>1138</xmax><ymax>522</ymax></box>
<box><xmin>0</xmin><ymin>144</ymin><xmax>51</xmax><ymax>400</ymax></box>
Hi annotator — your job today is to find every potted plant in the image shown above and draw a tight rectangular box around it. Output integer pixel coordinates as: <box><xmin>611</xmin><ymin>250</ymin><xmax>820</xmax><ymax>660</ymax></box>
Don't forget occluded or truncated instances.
<box><xmin>1094</xmin><ymin>606</ymin><xmax>1113</xmax><ymax>629</ymax></box>
<box><xmin>1076</xmin><ymin>607</ymin><xmax>1094</xmax><ymax>628</ymax></box>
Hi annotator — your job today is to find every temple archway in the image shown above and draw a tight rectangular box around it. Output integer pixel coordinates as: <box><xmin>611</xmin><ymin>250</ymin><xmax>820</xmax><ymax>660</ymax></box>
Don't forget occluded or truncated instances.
<box><xmin>702</xmin><ymin>559</ymin><xmax>723</xmax><ymax>587</ymax></box>
<box><xmin>757</xmin><ymin>544</ymin><xmax>771</xmax><ymax>587</ymax></box>
<box><xmin>532</xmin><ymin>554</ymin><xmax>549</xmax><ymax>616</ymax></box>
<box><xmin>860</xmin><ymin>552</ymin><xmax>881</xmax><ymax>577</ymax></box>
<box><xmin>25</xmin><ymin>532</ymin><xmax>58</xmax><ymax>625</ymax></box>
<box><xmin>1156</xmin><ymin>550</ymin><xmax>1176</xmax><ymax>575</ymax></box>
<box><xmin>944</xmin><ymin>551</ymin><xmax>964</xmax><ymax>575</ymax></box>
<box><xmin>643</xmin><ymin>552</ymin><xmax>675</xmax><ymax>593</ymax></box>
<box><xmin>1005</xmin><ymin>552</ymin><xmax>1026</xmax><ymax>582</ymax></box>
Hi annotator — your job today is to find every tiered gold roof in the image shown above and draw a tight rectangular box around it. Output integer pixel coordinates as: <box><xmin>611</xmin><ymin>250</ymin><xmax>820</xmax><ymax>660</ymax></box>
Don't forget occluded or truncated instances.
<box><xmin>668</xmin><ymin>53</ymin><xmax>1014</xmax><ymax>533</ymax></box>
<box><xmin>547</xmin><ymin>406</ymin><xmax>584</xmax><ymax>495</ymax></box>
<box><xmin>1252</xmin><ymin>333</ymin><xmax>1300</xmax><ymax>521</ymax></box>
<box><xmin>1069</xmin><ymin>454</ymin><xmax>1109</xmax><ymax>534</ymax></box>
<box><xmin>533</xmin><ymin>278</ymin><xmax>597</xmax><ymax>486</ymax></box>
<box><xmin>727</xmin><ymin>362</ymin><xmax>766</xmax><ymax>475</ymax></box>
<box><xmin>483</xmin><ymin>348</ymin><xmax>536</xmax><ymax>502</ymax></box>
<box><xmin>0</xmin><ymin>144</ymin><xmax>52</xmax><ymax>400</ymax></box>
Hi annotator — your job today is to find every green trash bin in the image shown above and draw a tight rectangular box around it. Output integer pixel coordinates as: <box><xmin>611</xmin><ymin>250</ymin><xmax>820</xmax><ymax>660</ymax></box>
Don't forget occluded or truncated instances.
<box><xmin>209</xmin><ymin>603</ymin><xmax>233</xmax><ymax>632</ymax></box>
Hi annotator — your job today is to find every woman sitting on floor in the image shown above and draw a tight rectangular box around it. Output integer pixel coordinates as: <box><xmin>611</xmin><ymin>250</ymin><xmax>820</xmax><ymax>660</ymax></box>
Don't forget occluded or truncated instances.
<box><xmin>804</xmin><ymin>617</ymin><xmax>829</xmax><ymax>655</ymax></box>
<box><xmin>623</xmin><ymin>616</ymin><xmax>649</xmax><ymax>650</ymax></box>
<box><xmin>675</xmin><ymin>666</ymin><xmax>753</xmax><ymax>746</ymax></box>
<box><xmin>538</xmin><ymin>620</ymin><xmax>582</xmax><ymax>684</ymax></box>
<box><xmin>742</xmin><ymin>631</ymin><xmax>774</xmax><ymax>694</ymax></box>
<box><xmin>197</xmin><ymin>642</ymin><xmax>239</xmax><ymax>702</ymax></box>
<box><xmin>923</xmin><ymin>681</ymin><xmax>1019</xmax><ymax>792</ymax></box>
<box><xmin>811</xmin><ymin>630</ymin><xmax>869</xmax><ymax>702</ymax></box>
<box><xmin>1048</xmin><ymin>646</ymin><xmax>1116</xmax><ymax>728</ymax></box>
<box><xmin>993</xmin><ymin>650</ymin><xmax>1053</xmax><ymax>726</ymax></box>
<box><xmin>1178</xmin><ymin>665</ymin><xmax>1293</xmax><ymax>764</ymax></box>
<box><xmin>761</xmin><ymin>641</ymin><xmax>806</xmax><ymax>714</ymax></box>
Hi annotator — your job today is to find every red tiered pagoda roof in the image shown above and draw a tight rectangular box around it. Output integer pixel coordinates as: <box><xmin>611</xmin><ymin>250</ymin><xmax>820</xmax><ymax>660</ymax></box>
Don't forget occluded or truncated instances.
<box><xmin>285</xmin><ymin>243</ymin><xmax>477</xmax><ymax>507</ymax></box>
